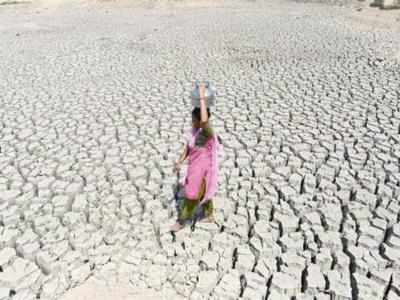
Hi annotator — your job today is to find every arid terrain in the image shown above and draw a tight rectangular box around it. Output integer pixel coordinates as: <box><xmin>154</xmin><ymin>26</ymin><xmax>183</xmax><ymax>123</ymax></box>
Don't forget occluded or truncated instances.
<box><xmin>1</xmin><ymin>0</ymin><xmax>400</xmax><ymax>299</ymax></box>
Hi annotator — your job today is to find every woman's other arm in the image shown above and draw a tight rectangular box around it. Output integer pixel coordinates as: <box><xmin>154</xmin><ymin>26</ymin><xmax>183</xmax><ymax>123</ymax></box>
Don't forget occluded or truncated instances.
<box><xmin>174</xmin><ymin>144</ymin><xmax>188</xmax><ymax>172</ymax></box>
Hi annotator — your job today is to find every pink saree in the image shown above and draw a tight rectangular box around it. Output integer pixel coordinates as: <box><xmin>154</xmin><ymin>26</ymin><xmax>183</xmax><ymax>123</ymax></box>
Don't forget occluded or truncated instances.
<box><xmin>182</xmin><ymin>127</ymin><xmax>222</xmax><ymax>205</ymax></box>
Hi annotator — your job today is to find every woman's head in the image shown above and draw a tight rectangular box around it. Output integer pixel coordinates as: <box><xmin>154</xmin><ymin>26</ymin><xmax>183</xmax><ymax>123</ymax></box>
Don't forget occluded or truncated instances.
<box><xmin>192</xmin><ymin>107</ymin><xmax>211</xmax><ymax>128</ymax></box>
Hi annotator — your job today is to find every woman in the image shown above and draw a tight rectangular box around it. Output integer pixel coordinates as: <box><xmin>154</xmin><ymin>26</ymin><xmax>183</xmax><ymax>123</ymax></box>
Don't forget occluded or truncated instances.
<box><xmin>170</xmin><ymin>83</ymin><xmax>221</xmax><ymax>232</ymax></box>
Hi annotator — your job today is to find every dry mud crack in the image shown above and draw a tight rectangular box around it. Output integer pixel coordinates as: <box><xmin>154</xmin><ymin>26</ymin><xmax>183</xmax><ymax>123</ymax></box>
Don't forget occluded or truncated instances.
<box><xmin>0</xmin><ymin>0</ymin><xmax>400</xmax><ymax>299</ymax></box>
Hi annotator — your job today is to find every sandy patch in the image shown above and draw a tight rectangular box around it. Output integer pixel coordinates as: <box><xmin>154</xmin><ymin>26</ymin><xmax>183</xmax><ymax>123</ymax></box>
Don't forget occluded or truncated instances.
<box><xmin>344</xmin><ymin>1</ymin><xmax>400</xmax><ymax>30</ymax></box>
<box><xmin>342</xmin><ymin>2</ymin><xmax>400</xmax><ymax>61</ymax></box>
<box><xmin>59</xmin><ymin>277</ymin><xmax>169</xmax><ymax>300</ymax></box>
<box><xmin>92</xmin><ymin>0</ymin><xmax>231</xmax><ymax>9</ymax></box>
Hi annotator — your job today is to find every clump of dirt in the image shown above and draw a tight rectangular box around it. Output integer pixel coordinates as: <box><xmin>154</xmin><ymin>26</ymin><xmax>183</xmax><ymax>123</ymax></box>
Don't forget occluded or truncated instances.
<box><xmin>0</xmin><ymin>0</ymin><xmax>30</xmax><ymax>5</ymax></box>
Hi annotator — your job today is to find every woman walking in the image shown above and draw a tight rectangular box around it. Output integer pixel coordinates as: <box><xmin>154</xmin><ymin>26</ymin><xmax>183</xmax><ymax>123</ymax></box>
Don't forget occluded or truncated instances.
<box><xmin>170</xmin><ymin>83</ymin><xmax>221</xmax><ymax>232</ymax></box>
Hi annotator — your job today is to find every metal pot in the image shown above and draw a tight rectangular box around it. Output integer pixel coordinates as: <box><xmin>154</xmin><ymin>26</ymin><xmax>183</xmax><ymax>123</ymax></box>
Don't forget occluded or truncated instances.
<box><xmin>190</xmin><ymin>80</ymin><xmax>216</xmax><ymax>107</ymax></box>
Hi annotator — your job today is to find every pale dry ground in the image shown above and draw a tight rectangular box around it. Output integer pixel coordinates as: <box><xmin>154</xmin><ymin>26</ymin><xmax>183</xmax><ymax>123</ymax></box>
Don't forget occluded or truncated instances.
<box><xmin>345</xmin><ymin>1</ymin><xmax>400</xmax><ymax>29</ymax></box>
<box><xmin>344</xmin><ymin>5</ymin><xmax>400</xmax><ymax>61</ymax></box>
<box><xmin>59</xmin><ymin>276</ymin><xmax>167</xmax><ymax>300</ymax></box>
<box><xmin>60</xmin><ymin>3</ymin><xmax>399</xmax><ymax>299</ymax></box>
<box><xmin>1</xmin><ymin>0</ymin><xmax>400</xmax><ymax>299</ymax></box>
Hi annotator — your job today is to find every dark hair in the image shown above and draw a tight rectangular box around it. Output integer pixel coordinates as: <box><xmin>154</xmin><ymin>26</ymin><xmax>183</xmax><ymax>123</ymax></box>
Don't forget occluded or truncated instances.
<box><xmin>191</xmin><ymin>107</ymin><xmax>211</xmax><ymax>122</ymax></box>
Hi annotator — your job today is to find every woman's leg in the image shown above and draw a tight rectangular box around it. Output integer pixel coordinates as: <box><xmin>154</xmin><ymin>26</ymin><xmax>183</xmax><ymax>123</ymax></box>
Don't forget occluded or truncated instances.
<box><xmin>171</xmin><ymin>179</ymin><xmax>206</xmax><ymax>232</ymax></box>
<box><xmin>203</xmin><ymin>200</ymin><xmax>214</xmax><ymax>217</ymax></box>
<box><xmin>197</xmin><ymin>177</ymin><xmax>214</xmax><ymax>222</ymax></box>
<box><xmin>179</xmin><ymin>198</ymin><xmax>198</xmax><ymax>222</ymax></box>
<box><xmin>181</xmin><ymin>178</ymin><xmax>205</xmax><ymax>221</ymax></box>
<box><xmin>200</xmin><ymin>200</ymin><xmax>215</xmax><ymax>223</ymax></box>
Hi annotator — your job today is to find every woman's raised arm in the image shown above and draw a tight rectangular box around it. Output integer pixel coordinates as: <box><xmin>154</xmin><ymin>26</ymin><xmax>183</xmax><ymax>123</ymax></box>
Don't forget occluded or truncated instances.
<box><xmin>199</xmin><ymin>83</ymin><xmax>209</xmax><ymax>127</ymax></box>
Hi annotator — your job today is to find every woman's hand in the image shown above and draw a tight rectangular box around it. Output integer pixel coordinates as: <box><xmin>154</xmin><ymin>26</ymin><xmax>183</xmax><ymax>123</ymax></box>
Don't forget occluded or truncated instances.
<box><xmin>175</xmin><ymin>144</ymin><xmax>188</xmax><ymax>173</ymax></box>
<box><xmin>174</xmin><ymin>160</ymin><xmax>181</xmax><ymax>173</ymax></box>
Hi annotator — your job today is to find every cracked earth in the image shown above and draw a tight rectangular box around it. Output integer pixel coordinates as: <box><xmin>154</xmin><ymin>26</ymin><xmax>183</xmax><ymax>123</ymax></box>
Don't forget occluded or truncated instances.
<box><xmin>1</xmin><ymin>0</ymin><xmax>400</xmax><ymax>299</ymax></box>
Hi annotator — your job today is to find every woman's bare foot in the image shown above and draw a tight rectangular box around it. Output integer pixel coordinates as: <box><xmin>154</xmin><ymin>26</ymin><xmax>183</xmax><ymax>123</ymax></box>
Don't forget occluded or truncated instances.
<box><xmin>201</xmin><ymin>215</ymin><xmax>215</xmax><ymax>223</ymax></box>
<box><xmin>170</xmin><ymin>221</ymin><xmax>184</xmax><ymax>232</ymax></box>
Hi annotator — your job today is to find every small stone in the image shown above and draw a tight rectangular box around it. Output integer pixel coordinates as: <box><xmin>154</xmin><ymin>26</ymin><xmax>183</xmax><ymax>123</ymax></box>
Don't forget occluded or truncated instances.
<box><xmin>306</xmin><ymin>264</ymin><xmax>325</xmax><ymax>292</ymax></box>
<box><xmin>196</xmin><ymin>270</ymin><xmax>219</xmax><ymax>294</ymax></box>
<box><xmin>0</xmin><ymin>287</ymin><xmax>9</xmax><ymax>300</ymax></box>
<box><xmin>0</xmin><ymin>247</ymin><xmax>16</xmax><ymax>269</ymax></box>
<box><xmin>36</xmin><ymin>250</ymin><xmax>57</xmax><ymax>275</ymax></box>
<box><xmin>40</xmin><ymin>272</ymin><xmax>69</xmax><ymax>300</ymax></box>
<box><xmin>213</xmin><ymin>270</ymin><xmax>241</xmax><ymax>299</ymax></box>
<box><xmin>145</xmin><ymin>265</ymin><xmax>168</xmax><ymax>290</ymax></box>
<box><xmin>200</xmin><ymin>251</ymin><xmax>219</xmax><ymax>270</ymax></box>
<box><xmin>0</xmin><ymin>189</ymin><xmax>21</xmax><ymax>203</ymax></box>
<box><xmin>12</xmin><ymin>288</ymin><xmax>36</xmax><ymax>300</ymax></box>
<box><xmin>70</xmin><ymin>263</ymin><xmax>91</xmax><ymax>287</ymax></box>
<box><xmin>270</xmin><ymin>272</ymin><xmax>301</xmax><ymax>297</ymax></box>
<box><xmin>0</xmin><ymin>257</ymin><xmax>41</xmax><ymax>290</ymax></box>
<box><xmin>235</xmin><ymin>244</ymin><xmax>255</xmax><ymax>273</ymax></box>
<box><xmin>16</xmin><ymin>242</ymin><xmax>40</xmax><ymax>261</ymax></box>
